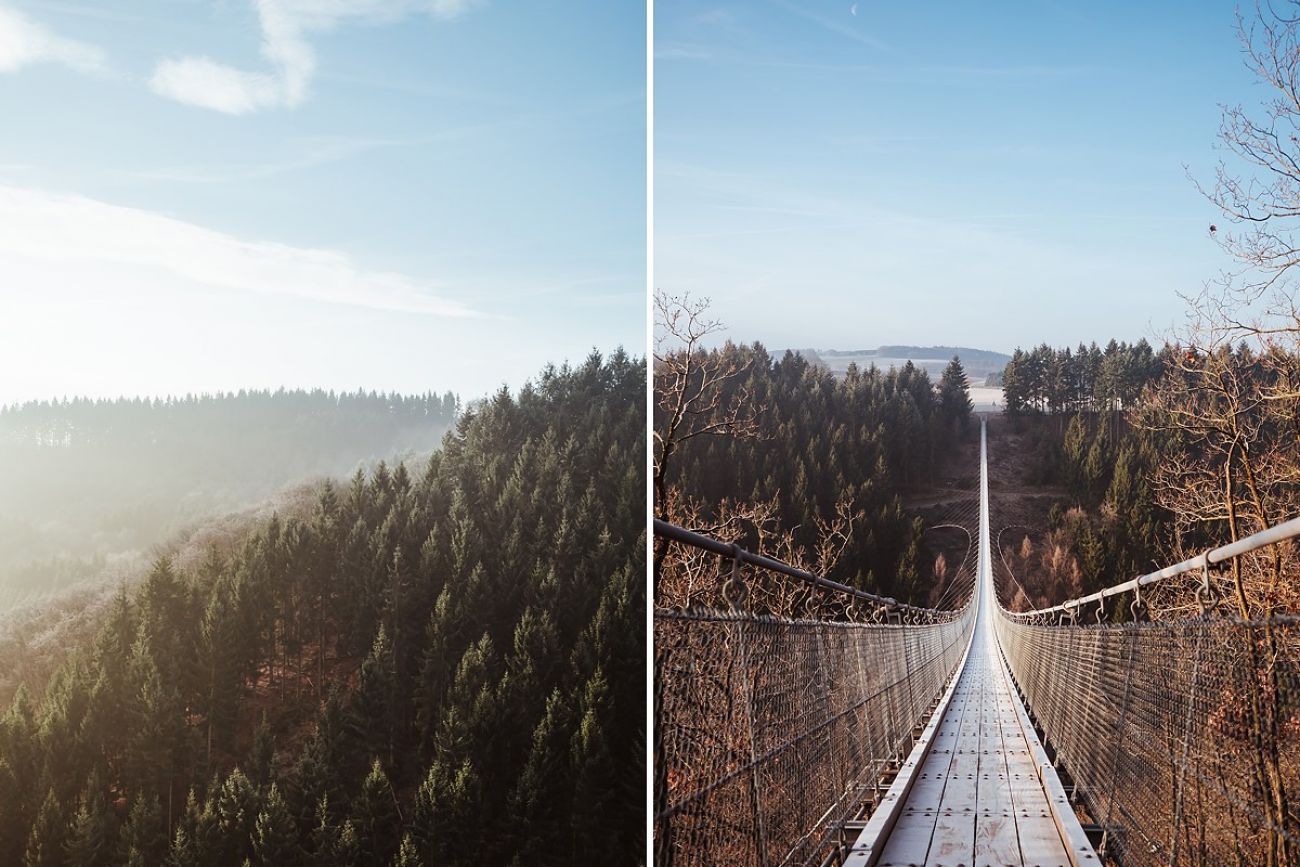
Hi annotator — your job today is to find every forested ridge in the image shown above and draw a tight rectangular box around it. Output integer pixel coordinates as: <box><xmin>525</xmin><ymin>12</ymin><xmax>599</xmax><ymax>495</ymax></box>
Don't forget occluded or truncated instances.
<box><xmin>991</xmin><ymin>338</ymin><xmax>1292</xmax><ymax>611</ymax></box>
<box><xmin>655</xmin><ymin>329</ymin><xmax>973</xmax><ymax>606</ymax></box>
<box><xmin>0</xmin><ymin>390</ymin><xmax>459</xmax><ymax>607</ymax></box>
<box><xmin>0</xmin><ymin>352</ymin><xmax>644</xmax><ymax>866</ymax></box>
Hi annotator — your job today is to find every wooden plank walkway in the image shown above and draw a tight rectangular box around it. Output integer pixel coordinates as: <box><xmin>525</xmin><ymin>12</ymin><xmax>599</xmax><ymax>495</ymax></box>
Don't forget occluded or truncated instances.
<box><xmin>871</xmin><ymin>613</ymin><xmax>1072</xmax><ymax>867</ymax></box>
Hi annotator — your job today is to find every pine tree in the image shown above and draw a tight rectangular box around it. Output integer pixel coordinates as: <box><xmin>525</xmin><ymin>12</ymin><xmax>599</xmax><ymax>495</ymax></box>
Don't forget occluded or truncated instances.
<box><xmin>24</xmin><ymin>790</ymin><xmax>66</xmax><ymax>867</ymax></box>
<box><xmin>391</xmin><ymin>835</ymin><xmax>421</xmax><ymax>867</ymax></box>
<box><xmin>410</xmin><ymin>759</ymin><xmax>480</xmax><ymax>866</ymax></box>
<box><xmin>247</xmin><ymin>716</ymin><xmax>275</xmax><ymax>791</ymax></box>
<box><xmin>570</xmin><ymin>669</ymin><xmax>616</xmax><ymax>861</ymax></box>
<box><xmin>352</xmin><ymin>760</ymin><xmax>398</xmax><ymax>867</ymax></box>
<box><xmin>119</xmin><ymin>788</ymin><xmax>165</xmax><ymax>866</ymax></box>
<box><xmin>306</xmin><ymin>797</ymin><xmax>336</xmax><ymax>867</ymax></box>
<box><xmin>507</xmin><ymin>690</ymin><xmax>571</xmax><ymax>857</ymax></box>
<box><xmin>64</xmin><ymin>782</ymin><xmax>112</xmax><ymax>867</ymax></box>
<box><xmin>354</xmin><ymin>627</ymin><xmax>396</xmax><ymax>768</ymax></box>
<box><xmin>937</xmin><ymin>356</ymin><xmax>973</xmax><ymax>434</ymax></box>
<box><xmin>214</xmin><ymin>769</ymin><xmax>258</xmax><ymax>865</ymax></box>
<box><xmin>251</xmin><ymin>784</ymin><xmax>298</xmax><ymax>867</ymax></box>
<box><xmin>333</xmin><ymin>821</ymin><xmax>361</xmax><ymax>867</ymax></box>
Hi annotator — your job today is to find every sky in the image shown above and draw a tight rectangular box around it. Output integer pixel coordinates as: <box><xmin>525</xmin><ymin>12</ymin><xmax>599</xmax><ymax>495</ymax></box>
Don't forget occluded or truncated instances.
<box><xmin>655</xmin><ymin>1</ymin><xmax>1261</xmax><ymax>354</ymax></box>
<box><xmin>0</xmin><ymin>0</ymin><xmax>645</xmax><ymax>406</ymax></box>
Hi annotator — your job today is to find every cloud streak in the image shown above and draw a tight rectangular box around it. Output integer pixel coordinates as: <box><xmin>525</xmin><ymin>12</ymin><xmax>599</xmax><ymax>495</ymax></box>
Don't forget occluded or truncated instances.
<box><xmin>0</xmin><ymin>4</ymin><xmax>105</xmax><ymax>74</ymax></box>
<box><xmin>0</xmin><ymin>184</ymin><xmax>476</xmax><ymax>317</ymax></box>
<box><xmin>150</xmin><ymin>0</ymin><xmax>484</xmax><ymax>114</ymax></box>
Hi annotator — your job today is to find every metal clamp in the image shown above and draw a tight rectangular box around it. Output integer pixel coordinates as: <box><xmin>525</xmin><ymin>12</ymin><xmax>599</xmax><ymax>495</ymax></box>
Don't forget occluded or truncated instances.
<box><xmin>1194</xmin><ymin>550</ymin><xmax>1212</xmax><ymax>616</ymax></box>
<box><xmin>722</xmin><ymin>546</ymin><xmax>748</xmax><ymax>611</ymax></box>
<box><xmin>1130</xmin><ymin>583</ymin><xmax>1144</xmax><ymax>623</ymax></box>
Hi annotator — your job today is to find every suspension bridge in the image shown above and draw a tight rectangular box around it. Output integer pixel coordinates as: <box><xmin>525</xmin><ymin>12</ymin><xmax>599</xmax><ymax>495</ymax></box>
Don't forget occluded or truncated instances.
<box><xmin>654</xmin><ymin>416</ymin><xmax>1300</xmax><ymax>866</ymax></box>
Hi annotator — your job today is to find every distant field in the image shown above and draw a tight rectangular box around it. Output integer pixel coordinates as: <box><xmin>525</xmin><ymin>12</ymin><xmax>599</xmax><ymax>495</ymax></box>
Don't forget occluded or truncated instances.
<box><xmin>970</xmin><ymin>385</ymin><xmax>1005</xmax><ymax>412</ymax></box>
<box><xmin>793</xmin><ymin>346</ymin><xmax>1010</xmax><ymax>386</ymax></box>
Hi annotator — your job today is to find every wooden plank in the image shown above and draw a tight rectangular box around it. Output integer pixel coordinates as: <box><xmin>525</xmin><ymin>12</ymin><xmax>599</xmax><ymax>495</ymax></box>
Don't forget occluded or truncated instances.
<box><xmin>876</xmin><ymin>674</ymin><xmax>977</xmax><ymax>865</ymax></box>
<box><xmin>974</xmin><ymin>665</ymin><xmax>1022</xmax><ymax>867</ymax></box>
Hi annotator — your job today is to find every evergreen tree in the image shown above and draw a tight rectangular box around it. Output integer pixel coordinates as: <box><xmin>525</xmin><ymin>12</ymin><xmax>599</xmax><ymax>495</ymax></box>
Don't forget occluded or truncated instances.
<box><xmin>247</xmin><ymin>716</ymin><xmax>275</xmax><ymax>792</ymax></box>
<box><xmin>24</xmin><ymin>790</ymin><xmax>66</xmax><ymax>867</ymax></box>
<box><xmin>570</xmin><ymin>669</ymin><xmax>616</xmax><ymax>861</ymax></box>
<box><xmin>64</xmin><ymin>783</ymin><xmax>112</xmax><ymax>867</ymax></box>
<box><xmin>391</xmin><ymin>835</ymin><xmax>421</xmax><ymax>867</ymax></box>
<box><xmin>118</xmin><ymin>792</ymin><xmax>166</xmax><ymax>867</ymax></box>
<box><xmin>352</xmin><ymin>760</ymin><xmax>399</xmax><ymax>867</ymax></box>
<box><xmin>251</xmin><ymin>784</ymin><xmax>298</xmax><ymax>867</ymax></box>
<box><xmin>507</xmin><ymin>690</ymin><xmax>571</xmax><ymax>857</ymax></box>
<box><xmin>214</xmin><ymin>769</ymin><xmax>258</xmax><ymax>865</ymax></box>
<box><xmin>937</xmin><ymin>356</ymin><xmax>973</xmax><ymax>433</ymax></box>
<box><xmin>354</xmin><ymin>628</ymin><xmax>397</xmax><ymax>769</ymax></box>
<box><xmin>0</xmin><ymin>355</ymin><xmax>645</xmax><ymax>867</ymax></box>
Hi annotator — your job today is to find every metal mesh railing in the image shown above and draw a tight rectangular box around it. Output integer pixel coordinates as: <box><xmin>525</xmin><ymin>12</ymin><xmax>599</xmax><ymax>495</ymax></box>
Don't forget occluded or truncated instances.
<box><xmin>993</xmin><ymin>521</ymin><xmax>1300</xmax><ymax>867</ymax></box>
<box><xmin>654</xmin><ymin>521</ymin><xmax>976</xmax><ymax>867</ymax></box>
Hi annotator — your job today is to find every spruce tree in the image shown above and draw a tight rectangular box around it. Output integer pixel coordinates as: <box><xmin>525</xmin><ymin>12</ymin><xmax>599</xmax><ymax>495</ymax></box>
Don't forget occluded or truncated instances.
<box><xmin>391</xmin><ymin>835</ymin><xmax>421</xmax><ymax>867</ymax></box>
<box><xmin>352</xmin><ymin>760</ymin><xmax>398</xmax><ymax>867</ymax></box>
<box><xmin>251</xmin><ymin>784</ymin><xmax>298</xmax><ymax>867</ymax></box>
<box><xmin>119</xmin><ymin>789</ymin><xmax>165</xmax><ymax>866</ymax></box>
<box><xmin>64</xmin><ymin>783</ymin><xmax>112</xmax><ymax>867</ymax></box>
<box><xmin>24</xmin><ymin>790</ymin><xmax>66</xmax><ymax>867</ymax></box>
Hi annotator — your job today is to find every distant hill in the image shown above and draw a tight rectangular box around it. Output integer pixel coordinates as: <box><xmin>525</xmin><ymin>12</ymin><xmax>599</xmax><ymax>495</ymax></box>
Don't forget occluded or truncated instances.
<box><xmin>0</xmin><ymin>389</ymin><xmax>458</xmax><ymax>606</ymax></box>
<box><xmin>780</xmin><ymin>345</ymin><xmax>1011</xmax><ymax>383</ymax></box>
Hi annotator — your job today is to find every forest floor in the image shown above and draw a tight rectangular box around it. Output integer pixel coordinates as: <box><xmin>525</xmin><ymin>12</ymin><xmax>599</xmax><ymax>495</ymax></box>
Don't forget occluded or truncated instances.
<box><xmin>983</xmin><ymin>413</ymin><xmax>1069</xmax><ymax>532</ymax></box>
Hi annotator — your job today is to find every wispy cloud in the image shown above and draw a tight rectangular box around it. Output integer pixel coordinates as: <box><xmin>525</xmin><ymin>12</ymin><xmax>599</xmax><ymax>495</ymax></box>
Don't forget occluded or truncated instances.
<box><xmin>654</xmin><ymin>41</ymin><xmax>716</xmax><ymax>61</ymax></box>
<box><xmin>150</xmin><ymin>0</ymin><xmax>485</xmax><ymax>115</ymax></box>
<box><xmin>120</xmin><ymin>113</ymin><xmax>536</xmax><ymax>184</ymax></box>
<box><xmin>123</xmin><ymin>135</ymin><xmax>410</xmax><ymax>184</ymax></box>
<box><xmin>0</xmin><ymin>184</ymin><xmax>476</xmax><ymax>316</ymax></box>
<box><xmin>770</xmin><ymin>0</ymin><xmax>891</xmax><ymax>52</ymax></box>
<box><xmin>0</xmin><ymin>4</ymin><xmax>105</xmax><ymax>74</ymax></box>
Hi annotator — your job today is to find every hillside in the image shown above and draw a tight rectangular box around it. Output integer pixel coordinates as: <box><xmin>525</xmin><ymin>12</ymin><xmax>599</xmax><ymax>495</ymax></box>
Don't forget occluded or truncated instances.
<box><xmin>0</xmin><ymin>390</ymin><xmax>458</xmax><ymax>608</ymax></box>
<box><xmin>0</xmin><ymin>352</ymin><xmax>645</xmax><ymax>867</ymax></box>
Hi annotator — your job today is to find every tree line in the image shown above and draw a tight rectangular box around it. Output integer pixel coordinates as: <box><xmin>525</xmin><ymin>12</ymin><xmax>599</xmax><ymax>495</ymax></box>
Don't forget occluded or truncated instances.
<box><xmin>654</xmin><ymin>297</ymin><xmax>973</xmax><ymax>607</ymax></box>
<box><xmin>0</xmin><ymin>352</ymin><xmax>644</xmax><ymax>867</ymax></box>
<box><xmin>1001</xmin><ymin>339</ymin><xmax>1165</xmax><ymax>415</ymax></box>
<box><xmin>0</xmin><ymin>390</ymin><xmax>459</xmax><ymax>604</ymax></box>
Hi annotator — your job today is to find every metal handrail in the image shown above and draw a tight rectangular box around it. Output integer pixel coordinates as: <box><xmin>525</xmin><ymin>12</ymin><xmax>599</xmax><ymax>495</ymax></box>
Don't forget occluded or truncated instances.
<box><xmin>1004</xmin><ymin>514</ymin><xmax>1300</xmax><ymax>619</ymax></box>
<box><xmin>654</xmin><ymin>517</ymin><xmax>963</xmax><ymax>618</ymax></box>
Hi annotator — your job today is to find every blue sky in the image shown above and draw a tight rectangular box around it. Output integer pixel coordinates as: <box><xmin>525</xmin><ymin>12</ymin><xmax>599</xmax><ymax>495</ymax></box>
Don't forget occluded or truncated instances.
<box><xmin>0</xmin><ymin>0</ymin><xmax>644</xmax><ymax>405</ymax></box>
<box><xmin>655</xmin><ymin>1</ymin><xmax>1257</xmax><ymax>354</ymax></box>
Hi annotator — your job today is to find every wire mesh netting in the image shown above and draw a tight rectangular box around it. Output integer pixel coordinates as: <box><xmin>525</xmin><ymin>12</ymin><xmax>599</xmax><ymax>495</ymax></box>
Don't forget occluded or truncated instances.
<box><xmin>652</xmin><ymin>454</ymin><xmax>982</xmax><ymax>865</ymax></box>
<box><xmin>655</xmin><ymin>607</ymin><xmax>973</xmax><ymax>866</ymax></box>
<box><xmin>994</xmin><ymin>613</ymin><xmax>1300</xmax><ymax>866</ymax></box>
<box><xmin>991</xmin><ymin>503</ymin><xmax>1300</xmax><ymax>867</ymax></box>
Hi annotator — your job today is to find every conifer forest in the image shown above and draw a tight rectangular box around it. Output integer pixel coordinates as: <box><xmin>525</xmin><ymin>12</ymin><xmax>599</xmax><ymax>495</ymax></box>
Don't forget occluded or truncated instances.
<box><xmin>0</xmin><ymin>352</ymin><xmax>645</xmax><ymax>867</ymax></box>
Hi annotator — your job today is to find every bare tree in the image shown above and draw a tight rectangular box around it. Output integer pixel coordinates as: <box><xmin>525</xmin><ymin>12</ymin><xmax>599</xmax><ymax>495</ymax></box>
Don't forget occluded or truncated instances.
<box><xmin>652</xmin><ymin>291</ymin><xmax>764</xmax><ymax>574</ymax></box>
<box><xmin>653</xmin><ymin>292</ymin><xmax>762</xmax><ymax>509</ymax></box>
<box><xmin>656</xmin><ymin>490</ymin><xmax>857</xmax><ymax>618</ymax></box>
<box><xmin>1159</xmin><ymin>14</ymin><xmax>1300</xmax><ymax>855</ymax></box>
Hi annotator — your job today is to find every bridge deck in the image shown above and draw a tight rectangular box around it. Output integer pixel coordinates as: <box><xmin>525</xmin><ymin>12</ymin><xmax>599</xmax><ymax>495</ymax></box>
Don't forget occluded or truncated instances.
<box><xmin>873</xmin><ymin>616</ymin><xmax>1073</xmax><ymax>866</ymax></box>
<box><xmin>846</xmin><ymin>417</ymin><xmax>1094</xmax><ymax>867</ymax></box>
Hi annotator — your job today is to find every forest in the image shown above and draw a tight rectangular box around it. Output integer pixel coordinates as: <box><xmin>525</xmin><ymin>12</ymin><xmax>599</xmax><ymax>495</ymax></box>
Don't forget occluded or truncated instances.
<box><xmin>0</xmin><ymin>390</ymin><xmax>458</xmax><ymax>607</ymax></box>
<box><xmin>1000</xmin><ymin>339</ymin><xmax>1165</xmax><ymax>415</ymax></box>
<box><xmin>653</xmin><ymin>298</ymin><xmax>973</xmax><ymax>607</ymax></box>
<box><xmin>0</xmin><ymin>352</ymin><xmax>644</xmax><ymax>867</ymax></box>
<box><xmin>996</xmin><ymin>331</ymin><xmax>1300</xmax><ymax>618</ymax></box>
